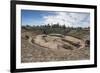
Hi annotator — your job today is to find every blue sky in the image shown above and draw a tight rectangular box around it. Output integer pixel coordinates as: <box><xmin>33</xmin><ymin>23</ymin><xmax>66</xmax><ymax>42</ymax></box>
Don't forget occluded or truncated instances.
<box><xmin>21</xmin><ymin>10</ymin><xmax>90</xmax><ymax>27</ymax></box>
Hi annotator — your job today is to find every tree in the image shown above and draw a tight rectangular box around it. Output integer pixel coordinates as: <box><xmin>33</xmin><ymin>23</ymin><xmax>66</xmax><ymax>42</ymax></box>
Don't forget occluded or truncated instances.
<box><xmin>62</xmin><ymin>24</ymin><xmax>66</xmax><ymax>29</ymax></box>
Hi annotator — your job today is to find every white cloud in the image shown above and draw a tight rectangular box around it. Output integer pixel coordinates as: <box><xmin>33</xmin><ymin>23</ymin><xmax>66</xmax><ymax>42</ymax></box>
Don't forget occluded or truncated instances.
<box><xmin>43</xmin><ymin>12</ymin><xmax>90</xmax><ymax>27</ymax></box>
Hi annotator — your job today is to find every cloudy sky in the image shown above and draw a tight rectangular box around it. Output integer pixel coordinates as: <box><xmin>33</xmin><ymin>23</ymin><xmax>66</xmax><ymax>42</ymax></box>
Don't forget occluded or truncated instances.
<box><xmin>21</xmin><ymin>10</ymin><xmax>90</xmax><ymax>27</ymax></box>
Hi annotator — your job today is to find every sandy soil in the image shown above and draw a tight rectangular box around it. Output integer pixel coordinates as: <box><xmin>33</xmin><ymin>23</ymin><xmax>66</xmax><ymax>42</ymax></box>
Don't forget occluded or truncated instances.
<box><xmin>21</xmin><ymin>32</ymin><xmax>90</xmax><ymax>63</ymax></box>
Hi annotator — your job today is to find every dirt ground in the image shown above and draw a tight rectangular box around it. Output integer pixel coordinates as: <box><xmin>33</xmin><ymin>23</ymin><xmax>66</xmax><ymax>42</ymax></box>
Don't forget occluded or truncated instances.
<box><xmin>21</xmin><ymin>30</ymin><xmax>90</xmax><ymax>63</ymax></box>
